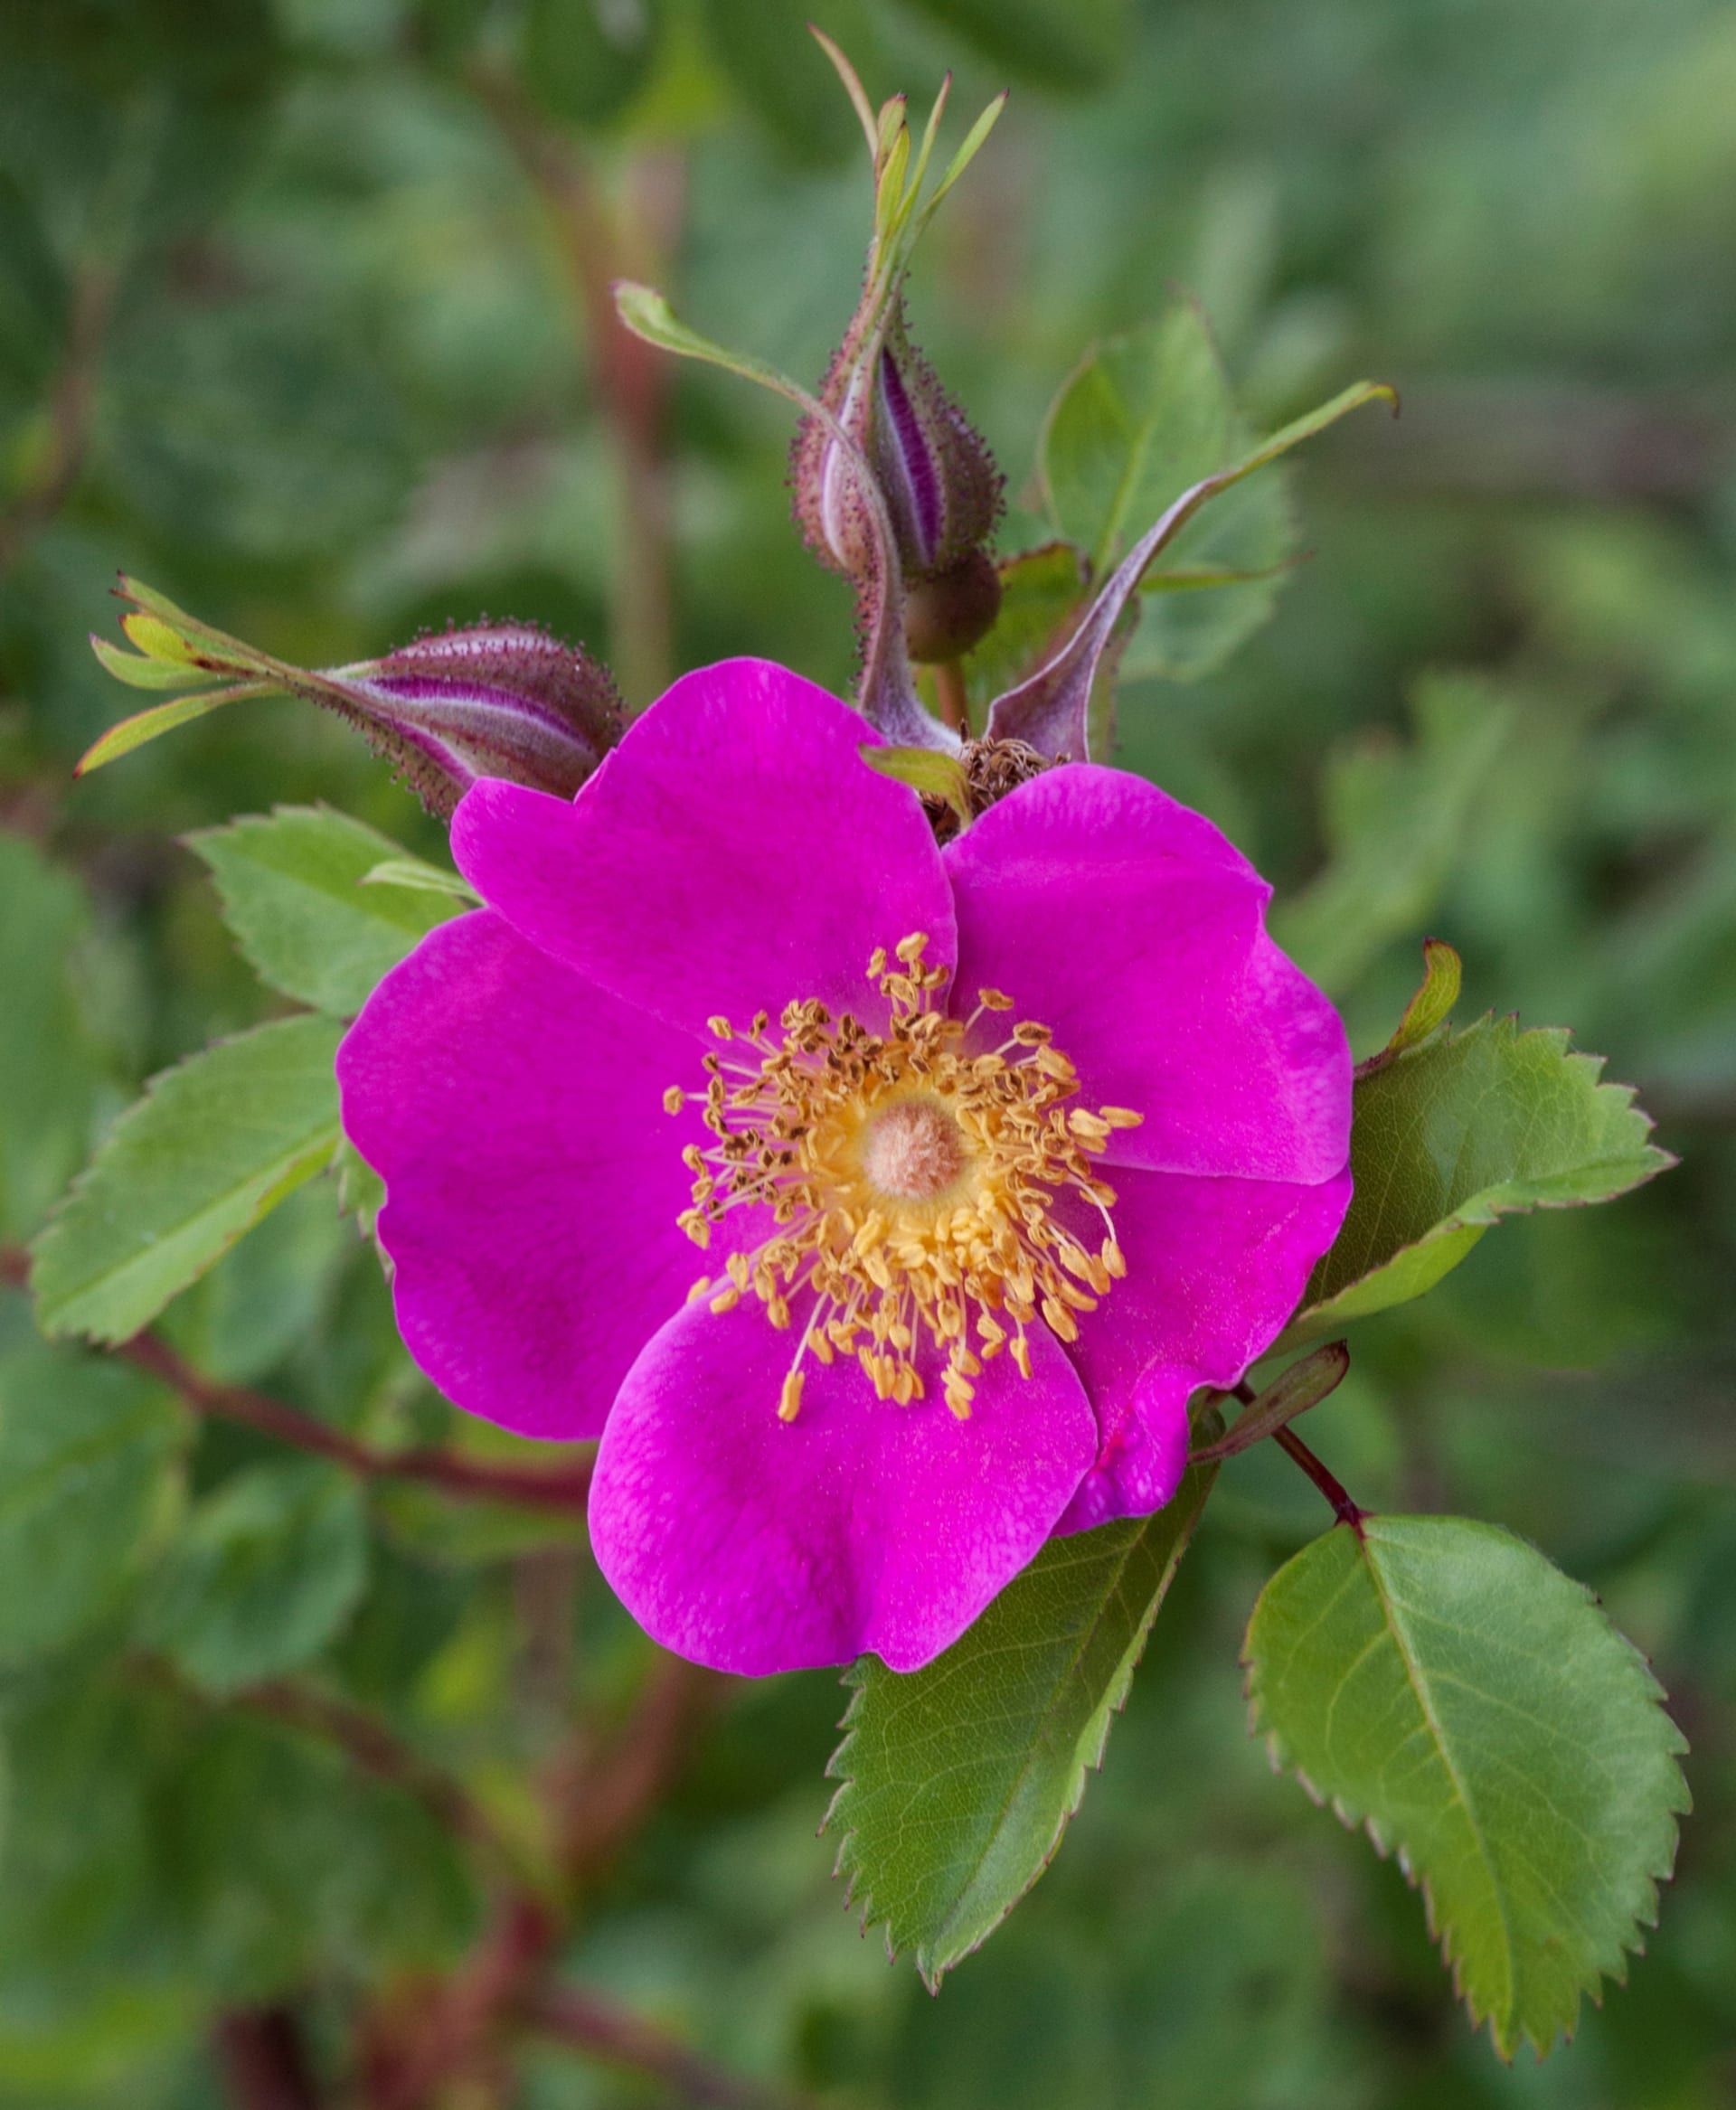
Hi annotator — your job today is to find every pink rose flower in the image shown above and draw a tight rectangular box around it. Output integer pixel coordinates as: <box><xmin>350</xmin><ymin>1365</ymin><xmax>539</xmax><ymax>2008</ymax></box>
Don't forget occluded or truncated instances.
<box><xmin>335</xmin><ymin>660</ymin><xmax>1352</xmax><ymax>1674</ymax></box>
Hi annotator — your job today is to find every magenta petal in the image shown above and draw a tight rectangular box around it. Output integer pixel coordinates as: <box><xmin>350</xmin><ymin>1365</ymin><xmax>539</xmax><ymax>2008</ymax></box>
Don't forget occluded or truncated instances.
<box><xmin>589</xmin><ymin>1297</ymin><xmax>1098</xmax><ymax>1674</ymax></box>
<box><xmin>449</xmin><ymin>658</ymin><xmax>955</xmax><ymax>1037</ymax></box>
<box><xmin>1054</xmin><ymin>1163</ymin><xmax>1354</xmax><ymax>1533</ymax></box>
<box><xmin>945</xmin><ymin>766</ymin><xmax>1351</xmax><ymax>1183</ymax></box>
<box><xmin>335</xmin><ymin>911</ymin><xmax>703</xmax><ymax>1440</ymax></box>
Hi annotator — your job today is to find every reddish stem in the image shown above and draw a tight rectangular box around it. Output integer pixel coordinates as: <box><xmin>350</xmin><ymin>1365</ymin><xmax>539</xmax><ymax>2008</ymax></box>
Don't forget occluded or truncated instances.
<box><xmin>1</xmin><ymin>1245</ymin><xmax>594</xmax><ymax>1513</ymax></box>
<box><xmin>469</xmin><ymin>67</ymin><xmax>680</xmax><ymax>710</ymax></box>
<box><xmin>559</xmin><ymin>1653</ymin><xmax>726</xmax><ymax>1883</ymax></box>
<box><xmin>1273</xmin><ymin>1425</ymin><xmax>1365</xmax><ymax>1530</ymax></box>
<box><xmin>523</xmin><ymin>1983</ymin><xmax>808</xmax><ymax>2108</ymax></box>
<box><xmin>1234</xmin><ymin>1375</ymin><xmax>1364</xmax><ymax>1527</ymax></box>
<box><xmin>212</xmin><ymin>2007</ymin><xmax>323</xmax><ymax>2110</ymax></box>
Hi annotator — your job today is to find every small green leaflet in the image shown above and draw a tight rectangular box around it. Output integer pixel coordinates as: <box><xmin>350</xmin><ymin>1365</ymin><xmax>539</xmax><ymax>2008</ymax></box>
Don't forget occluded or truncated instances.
<box><xmin>1244</xmin><ymin>1516</ymin><xmax>1690</xmax><ymax>2057</ymax></box>
<box><xmin>827</xmin><ymin>1425</ymin><xmax>1220</xmax><ymax>1988</ymax></box>
<box><xmin>1272</xmin><ymin>673</ymin><xmax>1511</xmax><ymax>996</ymax></box>
<box><xmin>1040</xmin><ymin>306</ymin><xmax>1296</xmax><ymax>683</ymax></box>
<box><xmin>1284</xmin><ymin>1013</ymin><xmax>1671</xmax><ymax>1347</ymax></box>
<box><xmin>31</xmin><ymin>1014</ymin><xmax>344</xmax><ymax>1343</ymax></box>
<box><xmin>139</xmin><ymin>1460</ymin><xmax>369</xmax><ymax>1696</ymax></box>
<box><xmin>359</xmin><ymin>857</ymin><xmax>481</xmax><ymax>905</ymax></box>
<box><xmin>1373</xmin><ymin>937</ymin><xmax>1463</xmax><ymax>1065</ymax></box>
<box><xmin>0</xmin><ymin>1345</ymin><xmax>186</xmax><ymax>1667</ymax></box>
<box><xmin>188</xmin><ymin>805</ymin><xmax>461</xmax><ymax>1017</ymax></box>
<box><xmin>859</xmin><ymin>745</ymin><xmax>971</xmax><ymax>830</ymax></box>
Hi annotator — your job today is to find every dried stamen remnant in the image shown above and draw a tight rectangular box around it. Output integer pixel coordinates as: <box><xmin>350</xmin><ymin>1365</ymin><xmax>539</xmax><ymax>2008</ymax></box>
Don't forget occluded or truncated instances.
<box><xmin>667</xmin><ymin>935</ymin><xmax>1141</xmax><ymax>1421</ymax></box>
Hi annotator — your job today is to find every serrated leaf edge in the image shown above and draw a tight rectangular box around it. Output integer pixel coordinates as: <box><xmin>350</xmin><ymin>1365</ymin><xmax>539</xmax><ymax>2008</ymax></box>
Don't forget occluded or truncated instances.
<box><xmin>1288</xmin><ymin>1013</ymin><xmax>1675</xmax><ymax>1344</ymax></box>
<box><xmin>824</xmin><ymin>1450</ymin><xmax>1218</xmax><ymax>1988</ymax></box>
<box><xmin>1242</xmin><ymin>1520</ymin><xmax>1691</xmax><ymax>2060</ymax></box>
<box><xmin>28</xmin><ymin>1016</ymin><xmax>343</xmax><ymax>1342</ymax></box>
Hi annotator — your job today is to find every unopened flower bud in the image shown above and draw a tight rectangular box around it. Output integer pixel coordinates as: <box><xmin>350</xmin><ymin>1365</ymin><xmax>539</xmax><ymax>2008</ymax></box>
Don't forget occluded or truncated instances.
<box><xmin>795</xmin><ymin>300</ymin><xmax>1004</xmax><ymax>612</ymax></box>
<box><xmin>83</xmin><ymin>580</ymin><xmax>625</xmax><ymax>820</ymax></box>
<box><xmin>346</xmin><ymin>622</ymin><xmax>624</xmax><ymax>816</ymax></box>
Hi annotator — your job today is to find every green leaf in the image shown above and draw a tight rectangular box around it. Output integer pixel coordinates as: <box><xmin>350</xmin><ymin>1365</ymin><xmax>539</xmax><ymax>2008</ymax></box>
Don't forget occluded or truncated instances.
<box><xmin>187</xmin><ymin>806</ymin><xmax>461</xmax><ymax>1016</ymax></box>
<box><xmin>89</xmin><ymin>633</ymin><xmax>213</xmax><ymax>690</ymax></box>
<box><xmin>1040</xmin><ymin>306</ymin><xmax>1296</xmax><ymax>682</ymax></box>
<box><xmin>0</xmin><ymin>834</ymin><xmax>106</xmax><ymax>1241</ymax></box>
<box><xmin>859</xmin><ymin>745</ymin><xmax>970</xmax><ymax>830</ymax></box>
<box><xmin>141</xmin><ymin>1460</ymin><xmax>369</xmax><ymax>1695</ymax></box>
<box><xmin>1270</xmin><ymin>673</ymin><xmax>1512</xmax><ymax>995</ymax></box>
<box><xmin>359</xmin><ymin>857</ymin><xmax>481</xmax><ymax>906</ymax></box>
<box><xmin>0</xmin><ymin>1346</ymin><xmax>185</xmax><ymax>1667</ymax></box>
<box><xmin>74</xmin><ymin>680</ymin><xmax>273</xmax><ymax>776</ymax></box>
<box><xmin>826</xmin><ymin>1422</ymin><xmax>1221</xmax><ymax>1988</ymax></box>
<box><xmin>614</xmin><ymin>279</ymin><xmax>817</xmax><ymax>417</ymax></box>
<box><xmin>1244</xmin><ymin>1516</ymin><xmax>1690</xmax><ymax>2057</ymax></box>
<box><xmin>986</xmin><ymin>379</ymin><xmax>1395</xmax><ymax>763</ymax></box>
<box><xmin>961</xmin><ymin>542</ymin><xmax>1090</xmax><ymax>714</ymax></box>
<box><xmin>1382</xmin><ymin>937</ymin><xmax>1464</xmax><ymax>1060</ymax></box>
<box><xmin>1285</xmin><ymin>1013</ymin><xmax>1672</xmax><ymax>1346</ymax></box>
<box><xmin>30</xmin><ymin>1015</ymin><xmax>344</xmax><ymax>1344</ymax></box>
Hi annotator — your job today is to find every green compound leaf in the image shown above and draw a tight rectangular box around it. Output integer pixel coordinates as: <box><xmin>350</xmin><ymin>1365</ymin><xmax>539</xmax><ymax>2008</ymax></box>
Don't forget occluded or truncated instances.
<box><xmin>187</xmin><ymin>805</ymin><xmax>461</xmax><ymax>1017</ymax></box>
<box><xmin>30</xmin><ymin>1015</ymin><xmax>344</xmax><ymax>1344</ymax></box>
<box><xmin>826</xmin><ymin>1425</ymin><xmax>1220</xmax><ymax>1988</ymax></box>
<box><xmin>140</xmin><ymin>1460</ymin><xmax>369</xmax><ymax>1695</ymax></box>
<box><xmin>1040</xmin><ymin>305</ymin><xmax>1297</xmax><ymax>683</ymax></box>
<box><xmin>1284</xmin><ymin>1013</ymin><xmax>1672</xmax><ymax>1347</ymax></box>
<box><xmin>1244</xmin><ymin>1516</ymin><xmax>1691</xmax><ymax>2058</ymax></box>
<box><xmin>0</xmin><ymin>1345</ymin><xmax>186</xmax><ymax>1668</ymax></box>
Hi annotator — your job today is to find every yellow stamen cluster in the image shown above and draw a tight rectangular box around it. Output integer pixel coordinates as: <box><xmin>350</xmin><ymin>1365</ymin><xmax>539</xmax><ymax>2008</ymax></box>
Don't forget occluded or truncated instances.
<box><xmin>666</xmin><ymin>934</ymin><xmax>1141</xmax><ymax>1423</ymax></box>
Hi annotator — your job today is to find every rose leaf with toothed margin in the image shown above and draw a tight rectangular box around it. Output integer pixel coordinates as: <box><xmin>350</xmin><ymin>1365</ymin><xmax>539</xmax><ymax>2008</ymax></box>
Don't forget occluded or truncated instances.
<box><xmin>1281</xmin><ymin>1013</ymin><xmax>1671</xmax><ymax>1349</ymax></box>
<box><xmin>825</xmin><ymin>1409</ymin><xmax>1220</xmax><ymax>1988</ymax></box>
<box><xmin>30</xmin><ymin>1015</ymin><xmax>344</xmax><ymax>1344</ymax></box>
<box><xmin>189</xmin><ymin>805</ymin><xmax>462</xmax><ymax>1018</ymax></box>
<box><xmin>1244</xmin><ymin>1516</ymin><xmax>1690</xmax><ymax>2058</ymax></box>
<box><xmin>1040</xmin><ymin>306</ymin><xmax>1297</xmax><ymax>683</ymax></box>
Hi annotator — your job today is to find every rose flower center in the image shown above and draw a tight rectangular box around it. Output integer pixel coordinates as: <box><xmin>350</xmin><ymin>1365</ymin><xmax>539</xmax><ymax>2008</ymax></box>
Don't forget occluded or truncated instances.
<box><xmin>859</xmin><ymin>1096</ymin><xmax>969</xmax><ymax>1201</ymax></box>
<box><xmin>665</xmin><ymin>934</ymin><xmax>1141</xmax><ymax>1425</ymax></box>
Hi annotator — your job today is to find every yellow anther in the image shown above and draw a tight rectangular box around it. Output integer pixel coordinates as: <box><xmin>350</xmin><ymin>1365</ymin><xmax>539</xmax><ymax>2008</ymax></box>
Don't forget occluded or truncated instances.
<box><xmin>778</xmin><ymin>1371</ymin><xmax>805</xmax><ymax>1422</ymax></box>
<box><xmin>707</xmin><ymin>1016</ymin><xmax>734</xmax><ymax>1040</ymax></box>
<box><xmin>1101</xmin><ymin>1107</ymin><xmax>1144</xmax><ymax>1129</ymax></box>
<box><xmin>663</xmin><ymin>1086</ymin><xmax>685</xmax><ymax>1115</ymax></box>
<box><xmin>976</xmin><ymin>988</ymin><xmax>1014</xmax><ymax>1011</ymax></box>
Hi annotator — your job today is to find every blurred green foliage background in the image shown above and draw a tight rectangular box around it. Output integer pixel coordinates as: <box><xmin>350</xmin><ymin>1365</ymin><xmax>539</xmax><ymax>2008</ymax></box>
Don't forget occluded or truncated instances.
<box><xmin>2</xmin><ymin>0</ymin><xmax>1734</xmax><ymax>2103</ymax></box>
